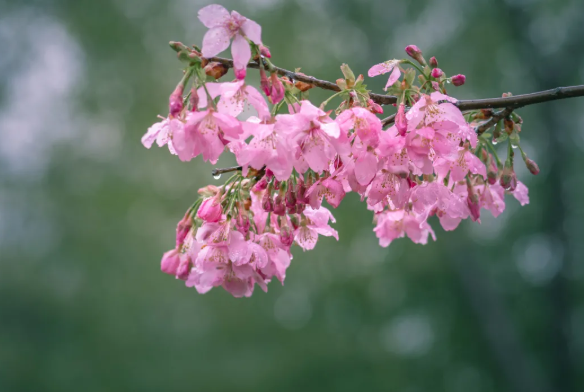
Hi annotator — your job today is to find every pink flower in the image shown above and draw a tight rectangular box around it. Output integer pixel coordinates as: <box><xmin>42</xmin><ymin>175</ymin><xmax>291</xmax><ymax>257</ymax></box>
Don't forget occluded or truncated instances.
<box><xmin>197</xmin><ymin>194</ymin><xmax>223</xmax><ymax>223</ymax></box>
<box><xmin>198</xmin><ymin>4</ymin><xmax>262</xmax><ymax>79</ymax></box>
<box><xmin>405</xmin><ymin>45</ymin><xmax>425</xmax><ymax>65</ymax></box>
<box><xmin>368</xmin><ymin>60</ymin><xmax>402</xmax><ymax>90</ymax></box>
<box><xmin>475</xmin><ymin>183</ymin><xmax>506</xmax><ymax>218</ymax></box>
<box><xmin>217</xmin><ymin>80</ymin><xmax>270</xmax><ymax>119</ymax></box>
<box><xmin>434</xmin><ymin>150</ymin><xmax>487</xmax><ymax>182</ymax></box>
<box><xmin>161</xmin><ymin>249</ymin><xmax>181</xmax><ymax>276</ymax></box>
<box><xmin>295</xmin><ymin>206</ymin><xmax>338</xmax><ymax>251</ymax></box>
<box><xmin>275</xmin><ymin>100</ymin><xmax>347</xmax><ymax>173</ymax></box>
<box><xmin>336</xmin><ymin>107</ymin><xmax>382</xmax><ymax>148</ymax></box>
<box><xmin>431</xmin><ymin>68</ymin><xmax>443</xmax><ymax>78</ymax></box>
<box><xmin>305</xmin><ymin>177</ymin><xmax>346</xmax><ymax>209</ymax></box>
<box><xmin>257</xmin><ymin>233</ymin><xmax>292</xmax><ymax>283</ymax></box>
<box><xmin>141</xmin><ymin>117</ymin><xmax>182</xmax><ymax>155</ymax></box>
<box><xmin>173</xmin><ymin>108</ymin><xmax>241</xmax><ymax>164</ymax></box>
<box><xmin>451</xmin><ymin>74</ymin><xmax>466</xmax><ymax>86</ymax></box>
<box><xmin>410</xmin><ymin>182</ymin><xmax>469</xmax><ymax>231</ymax></box>
<box><xmin>367</xmin><ymin>169</ymin><xmax>410</xmax><ymax>208</ymax></box>
<box><xmin>234</xmin><ymin>117</ymin><xmax>294</xmax><ymax>181</ymax></box>
<box><xmin>395</xmin><ymin>103</ymin><xmax>407</xmax><ymax>137</ymax></box>
<box><xmin>374</xmin><ymin>209</ymin><xmax>435</xmax><ymax>247</ymax></box>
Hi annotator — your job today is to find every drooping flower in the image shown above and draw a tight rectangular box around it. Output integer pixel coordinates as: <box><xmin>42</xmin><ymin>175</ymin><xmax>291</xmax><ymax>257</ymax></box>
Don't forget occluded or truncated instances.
<box><xmin>141</xmin><ymin>117</ymin><xmax>182</xmax><ymax>155</ymax></box>
<box><xmin>198</xmin><ymin>4</ymin><xmax>263</xmax><ymax>79</ymax></box>
<box><xmin>216</xmin><ymin>80</ymin><xmax>270</xmax><ymax>119</ymax></box>
<box><xmin>374</xmin><ymin>209</ymin><xmax>435</xmax><ymax>247</ymax></box>
<box><xmin>295</xmin><ymin>206</ymin><xmax>338</xmax><ymax>250</ymax></box>
<box><xmin>305</xmin><ymin>177</ymin><xmax>346</xmax><ymax>209</ymax></box>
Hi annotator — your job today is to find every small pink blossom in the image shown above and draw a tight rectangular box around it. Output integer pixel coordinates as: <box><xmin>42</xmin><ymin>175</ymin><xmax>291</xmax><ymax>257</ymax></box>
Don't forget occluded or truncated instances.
<box><xmin>198</xmin><ymin>4</ymin><xmax>263</xmax><ymax>79</ymax></box>
<box><xmin>295</xmin><ymin>206</ymin><xmax>338</xmax><ymax>250</ymax></box>
<box><xmin>512</xmin><ymin>181</ymin><xmax>529</xmax><ymax>206</ymax></box>
<box><xmin>374</xmin><ymin>209</ymin><xmax>435</xmax><ymax>247</ymax></box>
<box><xmin>451</xmin><ymin>74</ymin><xmax>466</xmax><ymax>86</ymax></box>
<box><xmin>197</xmin><ymin>194</ymin><xmax>223</xmax><ymax>223</ymax></box>
<box><xmin>217</xmin><ymin>80</ymin><xmax>270</xmax><ymax>119</ymax></box>
<box><xmin>368</xmin><ymin>60</ymin><xmax>402</xmax><ymax>90</ymax></box>
<box><xmin>305</xmin><ymin>177</ymin><xmax>346</xmax><ymax>209</ymax></box>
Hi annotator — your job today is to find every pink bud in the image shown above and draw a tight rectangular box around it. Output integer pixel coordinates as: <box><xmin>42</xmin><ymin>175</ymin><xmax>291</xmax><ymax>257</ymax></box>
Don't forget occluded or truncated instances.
<box><xmin>396</xmin><ymin>103</ymin><xmax>407</xmax><ymax>137</ymax></box>
<box><xmin>176</xmin><ymin>211</ymin><xmax>193</xmax><ymax>247</ymax></box>
<box><xmin>405</xmin><ymin>45</ymin><xmax>425</xmax><ymax>65</ymax></box>
<box><xmin>367</xmin><ymin>99</ymin><xmax>383</xmax><ymax>114</ymax></box>
<box><xmin>500</xmin><ymin>167</ymin><xmax>517</xmax><ymax>191</ymax></box>
<box><xmin>197</xmin><ymin>194</ymin><xmax>222</xmax><ymax>223</ymax></box>
<box><xmin>524</xmin><ymin>158</ymin><xmax>540</xmax><ymax>175</ymax></box>
<box><xmin>452</xmin><ymin>74</ymin><xmax>466</xmax><ymax>86</ymax></box>
<box><xmin>161</xmin><ymin>249</ymin><xmax>181</xmax><ymax>276</ymax></box>
<box><xmin>252</xmin><ymin>176</ymin><xmax>268</xmax><ymax>192</ymax></box>
<box><xmin>279</xmin><ymin>225</ymin><xmax>294</xmax><ymax>247</ymax></box>
<box><xmin>273</xmin><ymin>194</ymin><xmax>286</xmax><ymax>216</ymax></box>
<box><xmin>236</xmin><ymin>211</ymin><xmax>250</xmax><ymax>237</ymax></box>
<box><xmin>467</xmin><ymin>193</ymin><xmax>481</xmax><ymax>222</ymax></box>
<box><xmin>175</xmin><ymin>256</ymin><xmax>192</xmax><ymax>281</ymax></box>
<box><xmin>259</xmin><ymin>67</ymin><xmax>270</xmax><ymax>96</ymax></box>
<box><xmin>431</xmin><ymin>81</ymin><xmax>440</xmax><ymax>91</ymax></box>
<box><xmin>269</xmin><ymin>73</ymin><xmax>285</xmax><ymax>104</ymax></box>
<box><xmin>295</xmin><ymin>180</ymin><xmax>309</xmax><ymax>205</ymax></box>
<box><xmin>429</xmin><ymin>56</ymin><xmax>438</xmax><ymax>68</ymax></box>
<box><xmin>189</xmin><ymin>86</ymin><xmax>199</xmax><ymax>111</ymax></box>
<box><xmin>431</xmin><ymin>68</ymin><xmax>443</xmax><ymax>78</ymax></box>
<box><xmin>285</xmin><ymin>186</ymin><xmax>296</xmax><ymax>208</ymax></box>
<box><xmin>487</xmin><ymin>156</ymin><xmax>498</xmax><ymax>185</ymax></box>
<box><xmin>169</xmin><ymin>86</ymin><xmax>184</xmax><ymax>117</ymax></box>
<box><xmin>259</xmin><ymin>44</ymin><xmax>272</xmax><ymax>58</ymax></box>
<box><xmin>262</xmin><ymin>191</ymin><xmax>273</xmax><ymax>212</ymax></box>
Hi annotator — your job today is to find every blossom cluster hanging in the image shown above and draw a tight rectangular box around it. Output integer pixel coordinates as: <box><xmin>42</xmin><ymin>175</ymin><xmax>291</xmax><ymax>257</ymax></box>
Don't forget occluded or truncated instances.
<box><xmin>142</xmin><ymin>4</ymin><xmax>536</xmax><ymax>297</ymax></box>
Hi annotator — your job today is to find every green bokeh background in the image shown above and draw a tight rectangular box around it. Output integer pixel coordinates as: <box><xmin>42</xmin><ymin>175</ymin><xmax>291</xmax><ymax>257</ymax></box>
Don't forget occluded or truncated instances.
<box><xmin>1</xmin><ymin>0</ymin><xmax>583</xmax><ymax>391</ymax></box>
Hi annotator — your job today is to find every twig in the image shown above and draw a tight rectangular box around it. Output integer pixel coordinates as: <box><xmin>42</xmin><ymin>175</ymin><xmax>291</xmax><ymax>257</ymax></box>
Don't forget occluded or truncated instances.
<box><xmin>205</xmin><ymin>55</ymin><xmax>584</xmax><ymax>110</ymax></box>
<box><xmin>476</xmin><ymin>107</ymin><xmax>514</xmax><ymax>135</ymax></box>
<box><xmin>381</xmin><ymin>113</ymin><xmax>396</xmax><ymax>127</ymax></box>
<box><xmin>211</xmin><ymin>165</ymin><xmax>242</xmax><ymax>177</ymax></box>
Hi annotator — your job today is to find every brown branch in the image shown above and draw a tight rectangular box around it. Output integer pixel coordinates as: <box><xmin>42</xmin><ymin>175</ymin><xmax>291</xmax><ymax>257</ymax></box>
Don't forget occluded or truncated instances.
<box><xmin>476</xmin><ymin>107</ymin><xmax>514</xmax><ymax>136</ymax></box>
<box><xmin>211</xmin><ymin>165</ymin><xmax>242</xmax><ymax>177</ymax></box>
<box><xmin>206</xmin><ymin>55</ymin><xmax>584</xmax><ymax>111</ymax></box>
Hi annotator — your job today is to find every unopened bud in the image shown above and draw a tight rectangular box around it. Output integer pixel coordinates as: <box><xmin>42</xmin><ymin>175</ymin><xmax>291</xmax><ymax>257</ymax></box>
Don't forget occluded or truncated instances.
<box><xmin>285</xmin><ymin>185</ymin><xmax>296</xmax><ymax>208</ymax></box>
<box><xmin>273</xmin><ymin>194</ymin><xmax>286</xmax><ymax>216</ymax></box>
<box><xmin>259</xmin><ymin>44</ymin><xmax>271</xmax><ymax>58</ymax></box>
<box><xmin>295</xmin><ymin>81</ymin><xmax>313</xmax><ymax>92</ymax></box>
<box><xmin>175</xmin><ymin>257</ymin><xmax>192</xmax><ymax>281</ymax></box>
<box><xmin>467</xmin><ymin>193</ymin><xmax>481</xmax><ymax>222</ymax></box>
<box><xmin>487</xmin><ymin>155</ymin><xmax>498</xmax><ymax>185</ymax></box>
<box><xmin>261</xmin><ymin>191</ymin><xmax>273</xmax><ymax>212</ymax></box>
<box><xmin>259</xmin><ymin>66</ymin><xmax>270</xmax><ymax>96</ymax></box>
<box><xmin>429</xmin><ymin>56</ymin><xmax>438</xmax><ymax>68</ymax></box>
<box><xmin>405</xmin><ymin>45</ymin><xmax>426</xmax><ymax>65</ymax></box>
<box><xmin>252</xmin><ymin>176</ymin><xmax>269</xmax><ymax>192</ymax></box>
<box><xmin>367</xmin><ymin>99</ymin><xmax>383</xmax><ymax>114</ymax></box>
<box><xmin>500</xmin><ymin>165</ymin><xmax>517</xmax><ymax>191</ymax></box>
<box><xmin>451</xmin><ymin>74</ymin><xmax>466</xmax><ymax>86</ymax></box>
<box><xmin>236</xmin><ymin>211</ymin><xmax>250</xmax><ymax>237</ymax></box>
<box><xmin>396</xmin><ymin>103</ymin><xmax>407</xmax><ymax>137</ymax></box>
<box><xmin>523</xmin><ymin>155</ymin><xmax>540</xmax><ymax>175</ymax></box>
<box><xmin>431</xmin><ymin>68</ymin><xmax>443</xmax><ymax>78</ymax></box>
<box><xmin>204</xmin><ymin>62</ymin><xmax>229</xmax><ymax>79</ymax></box>
<box><xmin>176</xmin><ymin>211</ymin><xmax>193</xmax><ymax>247</ymax></box>
<box><xmin>295</xmin><ymin>180</ymin><xmax>308</xmax><ymax>205</ymax></box>
<box><xmin>279</xmin><ymin>224</ymin><xmax>294</xmax><ymax>247</ymax></box>
<box><xmin>269</xmin><ymin>73</ymin><xmax>285</xmax><ymax>104</ymax></box>
<box><xmin>169</xmin><ymin>86</ymin><xmax>184</xmax><ymax>117</ymax></box>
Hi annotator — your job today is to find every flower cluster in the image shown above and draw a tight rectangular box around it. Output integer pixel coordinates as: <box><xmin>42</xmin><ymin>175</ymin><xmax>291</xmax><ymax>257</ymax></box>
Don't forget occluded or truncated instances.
<box><xmin>143</xmin><ymin>5</ymin><xmax>536</xmax><ymax>297</ymax></box>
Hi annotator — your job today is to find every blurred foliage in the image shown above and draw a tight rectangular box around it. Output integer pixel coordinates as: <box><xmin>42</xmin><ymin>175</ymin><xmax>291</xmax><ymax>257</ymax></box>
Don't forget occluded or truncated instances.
<box><xmin>1</xmin><ymin>0</ymin><xmax>584</xmax><ymax>391</ymax></box>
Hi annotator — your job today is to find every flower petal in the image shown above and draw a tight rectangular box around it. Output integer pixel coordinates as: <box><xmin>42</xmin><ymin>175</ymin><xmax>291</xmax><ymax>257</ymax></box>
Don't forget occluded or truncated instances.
<box><xmin>198</xmin><ymin>4</ymin><xmax>231</xmax><ymax>28</ymax></box>
<box><xmin>241</xmin><ymin>19</ymin><xmax>262</xmax><ymax>44</ymax></box>
<box><xmin>231</xmin><ymin>34</ymin><xmax>251</xmax><ymax>79</ymax></box>
<box><xmin>201</xmin><ymin>26</ymin><xmax>231</xmax><ymax>58</ymax></box>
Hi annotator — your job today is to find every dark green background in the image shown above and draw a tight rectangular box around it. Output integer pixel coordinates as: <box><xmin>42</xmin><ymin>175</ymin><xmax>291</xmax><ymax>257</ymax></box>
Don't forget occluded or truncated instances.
<box><xmin>1</xmin><ymin>0</ymin><xmax>583</xmax><ymax>391</ymax></box>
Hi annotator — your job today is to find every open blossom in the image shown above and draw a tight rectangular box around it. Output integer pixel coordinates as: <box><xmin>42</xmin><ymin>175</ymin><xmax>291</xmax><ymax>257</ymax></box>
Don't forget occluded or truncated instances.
<box><xmin>368</xmin><ymin>60</ymin><xmax>402</xmax><ymax>90</ymax></box>
<box><xmin>198</xmin><ymin>4</ymin><xmax>262</xmax><ymax>79</ymax></box>
<box><xmin>141</xmin><ymin>117</ymin><xmax>181</xmax><ymax>154</ymax></box>
<box><xmin>374</xmin><ymin>209</ymin><xmax>436</xmax><ymax>247</ymax></box>
<box><xmin>295</xmin><ymin>206</ymin><xmax>338</xmax><ymax>250</ymax></box>
<box><xmin>173</xmin><ymin>108</ymin><xmax>241</xmax><ymax>164</ymax></box>
<box><xmin>216</xmin><ymin>80</ymin><xmax>270</xmax><ymax>118</ymax></box>
<box><xmin>276</xmin><ymin>100</ymin><xmax>348</xmax><ymax>173</ymax></box>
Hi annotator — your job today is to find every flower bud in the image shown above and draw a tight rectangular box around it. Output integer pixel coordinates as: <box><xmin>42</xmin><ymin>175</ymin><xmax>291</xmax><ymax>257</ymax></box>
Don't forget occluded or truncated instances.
<box><xmin>296</xmin><ymin>203</ymin><xmax>306</xmax><ymax>214</ymax></box>
<box><xmin>431</xmin><ymin>81</ymin><xmax>440</xmax><ymax>91</ymax></box>
<box><xmin>198</xmin><ymin>184</ymin><xmax>220</xmax><ymax>197</ymax></box>
<box><xmin>279</xmin><ymin>225</ymin><xmax>294</xmax><ymax>247</ymax></box>
<box><xmin>176</xmin><ymin>211</ymin><xmax>193</xmax><ymax>247</ymax></box>
<box><xmin>169</xmin><ymin>85</ymin><xmax>184</xmax><ymax>117</ymax></box>
<box><xmin>261</xmin><ymin>191</ymin><xmax>273</xmax><ymax>212</ymax></box>
<box><xmin>259</xmin><ymin>44</ymin><xmax>272</xmax><ymax>58</ymax></box>
<box><xmin>252</xmin><ymin>176</ymin><xmax>268</xmax><ymax>192</ymax></box>
<box><xmin>487</xmin><ymin>156</ymin><xmax>498</xmax><ymax>185</ymax></box>
<box><xmin>285</xmin><ymin>185</ymin><xmax>297</xmax><ymax>208</ymax></box>
<box><xmin>259</xmin><ymin>66</ymin><xmax>270</xmax><ymax>96</ymax></box>
<box><xmin>175</xmin><ymin>256</ymin><xmax>192</xmax><ymax>281</ymax></box>
<box><xmin>367</xmin><ymin>99</ymin><xmax>383</xmax><ymax>114</ymax></box>
<box><xmin>269</xmin><ymin>73</ymin><xmax>285</xmax><ymax>104</ymax></box>
<box><xmin>204</xmin><ymin>62</ymin><xmax>229</xmax><ymax>79</ymax></box>
<box><xmin>295</xmin><ymin>180</ymin><xmax>309</xmax><ymax>205</ymax></box>
<box><xmin>161</xmin><ymin>249</ymin><xmax>181</xmax><ymax>276</ymax></box>
<box><xmin>431</xmin><ymin>68</ymin><xmax>443</xmax><ymax>78</ymax></box>
<box><xmin>273</xmin><ymin>194</ymin><xmax>286</xmax><ymax>216</ymax></box>
<box><xmin>287</xmin><ymin>205</ymin><xmax>297</xmax><ymax>214</ymax></box>
<box><xmin>236</xmin><ymin>211</ymin><xmax>250</xmax><ymax>237</ymax></box>
<box><xmin>197</xmin><ymin>194</ymin><xmax>222</xmax><ymax>223</ymax></box>
<box><xmin>405</xmin><ymin>45</ymin><xmax>426</xmax><ymax>65</ymax></box>
<box><xmin>467</xmin><ymin>193</ymin><xmax>481</xmax><ymax>222</ymax></box>
<box><xmin>451</xmin><ymin>74</ymin><xmax>466</xmax><ymax>86</ymax></box>
<box><xmin>500</xmin><ymin>165</ymin><xmax>517</xmax><ymax>191</ymax></box>
<box><xmin>429</xmin><ymin>56</ymin><xmax>438</xmax><ymax>68</ymax></box>
<box><xmin>396</xmin><ymin>103</ymin><xmax>407</xmax><ymax>137</ymax></box>
<box><xmin>523</xmin><ymin>156</ymin><xmax>540</xmax><ymax>175</ymax></box>
<box><xmin>189</xmin><ymin>86</ymin><xmax>199</xmax><ymax>110</ymax></box>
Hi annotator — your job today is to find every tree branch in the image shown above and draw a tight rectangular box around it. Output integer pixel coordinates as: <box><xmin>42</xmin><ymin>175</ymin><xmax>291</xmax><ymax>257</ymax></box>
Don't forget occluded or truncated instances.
<box><xmin>206</xmin><ymin>55</ymin><xmax>584</xmax><ymax>111</ymax></box>
<box><xmin>476</xmin><ymin>107</ymin><xmax>514</xmax><ymax>136</ymax></box>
